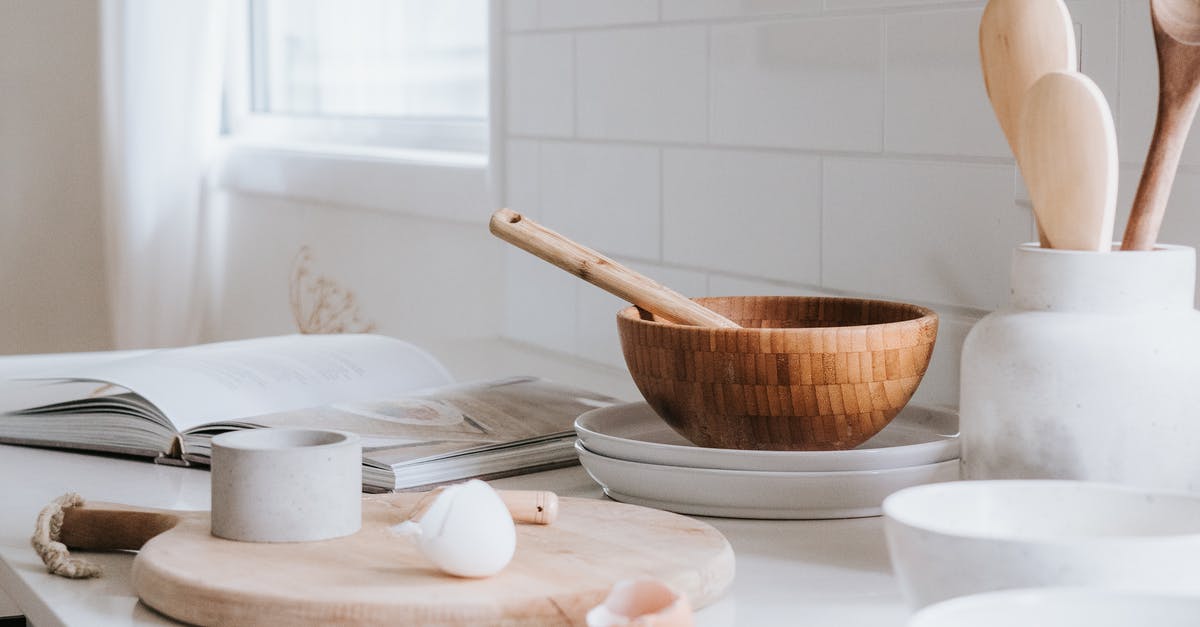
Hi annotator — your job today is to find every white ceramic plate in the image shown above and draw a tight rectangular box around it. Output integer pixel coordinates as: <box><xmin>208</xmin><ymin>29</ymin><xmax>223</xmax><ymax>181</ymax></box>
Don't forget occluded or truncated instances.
<box><xmin>575</xmin><ymin>402</ymin><xmax>958</xmax><ymax>472</ymax></box>
<box><xmin>909</xmin><ymin>588</ymin><xmax>1200</xmax><ymax>627</ymax></box>
<box><xmin>576</xmin><ymin>441</ymin><xmax>960</xmax><ymax>520</ymax></box>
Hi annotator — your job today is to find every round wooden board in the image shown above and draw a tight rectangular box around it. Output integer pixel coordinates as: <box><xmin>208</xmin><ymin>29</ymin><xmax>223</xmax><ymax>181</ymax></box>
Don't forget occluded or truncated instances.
<box><xmin>130</xmin><ymin>494</ymin><xmax>735</xmax><ymax>626</ymax></box>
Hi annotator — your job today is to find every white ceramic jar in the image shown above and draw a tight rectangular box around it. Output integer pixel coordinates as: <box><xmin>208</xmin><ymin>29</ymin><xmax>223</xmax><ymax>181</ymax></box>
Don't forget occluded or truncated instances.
<box><xmin>960</xmin><ymin>244</ymin><xmax>1200</xmax><ymax>490</ymax></box>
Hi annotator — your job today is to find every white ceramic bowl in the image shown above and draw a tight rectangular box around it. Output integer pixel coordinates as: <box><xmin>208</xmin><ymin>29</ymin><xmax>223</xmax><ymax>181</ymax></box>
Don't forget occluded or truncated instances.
<box><xmin>883</xmin><ymin>480</ymin><xmax>1200</xmax><ymax>608</ymax></box>
<box><xmin>908</xmin><ymin>588</ymin><xmax>1200</xmax><ymax>627</ymax></box>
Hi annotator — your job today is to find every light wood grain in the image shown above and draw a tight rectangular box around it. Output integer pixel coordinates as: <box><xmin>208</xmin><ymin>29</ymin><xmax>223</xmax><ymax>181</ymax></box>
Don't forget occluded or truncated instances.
<box><xmin>58</xmin><ymin>494</ymin><xmax>733</xmax><ymax>627</ymax></box>
<box><xmin>1018</xmin><ymin>71</ymin><xmax>1118</xmax><ymax>252</ymax></box>
<box><xmin>1122</xmin><ymin>0</ymin><xmax>1200</xmax><ymax>250</ymax></box>
<box><xmin>979</xmin><ymin>0</ymin><xmax>1077</xmax><ymax>248</ymax></box>
<box><xmin>618</xmin><ymin>296</ymin><xmax>938</xmax><ymax>451</ymax></box>
<box><xmin>489</xmin><ymin>208</ymin><xmax>740</xmax><ymax>329</ymax></box>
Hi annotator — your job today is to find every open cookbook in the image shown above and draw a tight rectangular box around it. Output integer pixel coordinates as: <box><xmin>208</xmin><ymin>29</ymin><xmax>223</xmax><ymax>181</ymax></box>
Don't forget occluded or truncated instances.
<box><xmin>0</xmin><ymin>334</ymin><xmax>618</xmax><ymax>491</ymax></box>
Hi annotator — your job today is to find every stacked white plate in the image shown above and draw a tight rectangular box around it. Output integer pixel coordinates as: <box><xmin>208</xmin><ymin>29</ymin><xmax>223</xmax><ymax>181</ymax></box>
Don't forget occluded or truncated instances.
<box><xmin>574</xmin><ymin>402</ymin><xmax>960</xmax><ymax>520</ymax></box>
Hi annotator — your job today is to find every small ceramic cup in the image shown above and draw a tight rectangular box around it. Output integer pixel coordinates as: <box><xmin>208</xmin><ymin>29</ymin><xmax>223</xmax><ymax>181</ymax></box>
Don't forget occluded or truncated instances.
<box><xmin>210</xmin><ymin>428</ymin><xmax>362</xmax><ymax>542</ymax></box>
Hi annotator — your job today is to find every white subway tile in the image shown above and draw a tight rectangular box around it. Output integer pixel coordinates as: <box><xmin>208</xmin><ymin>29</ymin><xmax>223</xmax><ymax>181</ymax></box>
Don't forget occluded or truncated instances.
<box><xmin>822</xmin><ymin>158</ymin><xmax>1029</xmax><ymax>310</ymax></box>
<box><xmin>576</xmin><ymin>261</ymin><xmax>708</xmax><ymax>368</ymax></box>
<box><xmin>505</xmin><ymin>140</ymin><xmax>540</xmax><ymax>217</ymax></box>
<box><xmin>661</xmin><ymin>0</ymin><xmax>820</xmax><ymax>20</ymax></box>
<box><xmin>539</xmin><ymin>0</ymin><xmax>659</xmax><ymax>29</ymax></box>
<box><xmin>885</xmin><ymin>9</ymin><xmax>1008</xmax><ymax>158</ymax></box>
<box><xmin>507</xmin><ymin>34</ymin><xmax>574</xmax><ymax>137</ymax></box>
<box><xmin>1120</xmin><ymin>0</ymin><xmax>1200</xmax><ymax>167</ymax></box>
<box><xmin>505</xmin><ymin>248</ymin><xmax>578</xmax><ymax>354</ymax></box>
<box><xmin>708</xmin><ymin>274</ymin><xmax>822</xmax><ymax>296</ymax></box>
<box><xmin>662</xmin><ymin>148</ymin><xmax>821</xmax><ymax>283</ymax></box>
<box><xmin>911</xmin><ymin>312</ymin><xmax>975</xmax><ymax>408</ymax></box>
<box><xmin>710</xmin><ymin>17</ymin><xmax>884</xmax><ymax>152</ymax></box>
<box><xmin>539</xmin><ymin>141</ymin><xmax>661</xmax><ymax>259</ymax></box>
<box><xmin>576</xmin><ymin>26</ymin><xmax>708</xmax><ymax>143</ymax></box>
<box><xmin>506</xmin><ymin>0</ymin><xmax>539</xmax><ymax>31</ymax></box>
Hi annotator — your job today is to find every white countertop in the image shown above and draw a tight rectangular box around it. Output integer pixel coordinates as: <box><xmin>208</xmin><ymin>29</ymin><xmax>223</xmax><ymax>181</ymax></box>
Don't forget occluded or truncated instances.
<box><xmin>0</xmin><ymin>338</ymin><xmax>913</xmax><ymax>626</ymax></box>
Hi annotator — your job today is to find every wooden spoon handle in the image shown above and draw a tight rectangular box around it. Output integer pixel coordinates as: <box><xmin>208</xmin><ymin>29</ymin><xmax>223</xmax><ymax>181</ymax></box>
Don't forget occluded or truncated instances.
<box><xmin>406</xmin><ymin>488</ymin><xmax>560</xmax><ymax>525</ymax></box>
<box><xmin>489</xmin><ymin>208</ymin><xmax>740</xmax><ymax>328</ymax></box>
<box><xmin>1122</xmin><ymin>94</ymin><xmax>1200</xmax><ymax>250</ymax></box>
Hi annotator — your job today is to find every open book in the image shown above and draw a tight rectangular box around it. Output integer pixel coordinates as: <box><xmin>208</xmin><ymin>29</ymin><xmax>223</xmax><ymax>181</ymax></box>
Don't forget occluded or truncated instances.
<box><xmin>0</xmin><ymin>335</ymin><xmax>618</xmax><ymax>491</ymax></box>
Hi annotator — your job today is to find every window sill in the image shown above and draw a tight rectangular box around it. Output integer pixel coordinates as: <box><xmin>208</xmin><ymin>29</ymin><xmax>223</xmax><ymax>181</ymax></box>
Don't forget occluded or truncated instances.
<box><xmin>212</xmin><ymin>139</ymin><xmax>492</xmax><ymax>224</ymax></box>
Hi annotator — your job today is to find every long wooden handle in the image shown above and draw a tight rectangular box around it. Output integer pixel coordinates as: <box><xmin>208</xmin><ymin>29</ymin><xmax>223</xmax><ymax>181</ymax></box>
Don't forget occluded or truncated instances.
<box><xmin>59</xmin><ymin>503</ymin><xmax>183</xmax><ymax>551</ymax></box>
<box><xmin>58</xmin><ymin>490</ymin><xmax>559</xmax><ymax>553</ymax></box>
<box><xmin>490</xmin><ymin>209</ymin><xmax>740</xmax><ymax>329</ymax></box>
<box><xmin>1123</xmin><ymin>96</ymin><xmax>1200</xmax><ymax>250</ymax></box>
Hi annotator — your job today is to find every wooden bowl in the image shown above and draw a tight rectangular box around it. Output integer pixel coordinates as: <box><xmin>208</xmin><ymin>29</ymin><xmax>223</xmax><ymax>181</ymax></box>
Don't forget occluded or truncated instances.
<box><xmin>617</xmin><ymin>296</ymin><xmax>938</xmax><ymax>451</ymax></box>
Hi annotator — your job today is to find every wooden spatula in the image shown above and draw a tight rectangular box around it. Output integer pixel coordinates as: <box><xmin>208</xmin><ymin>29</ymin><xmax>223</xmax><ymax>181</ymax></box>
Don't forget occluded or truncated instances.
<box><xmin>979</xmin><ymin>0</ymin><xmax>1077</xmax><ymax>247</ymax></box>
<box><xmin>1018</xmin><ymin>71</ymin><xmax>1118</xmax><ymax>251</ymax></box>
<box><xmin>489</xmin><ymin>208</ymin><xmax>740</xmax><ymax>328</ymax></box>
<box><xmin>1122</xmin><ymin>0</ymin><xmax>1200</xmax><ymax>250</ymax></box>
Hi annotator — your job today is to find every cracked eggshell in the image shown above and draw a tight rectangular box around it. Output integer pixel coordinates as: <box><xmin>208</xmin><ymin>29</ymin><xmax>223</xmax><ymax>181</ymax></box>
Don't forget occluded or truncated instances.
<box><xmin>411</xmin><ymin>479</ymin><xmax>516</xmax><ymax>578</ymax></box>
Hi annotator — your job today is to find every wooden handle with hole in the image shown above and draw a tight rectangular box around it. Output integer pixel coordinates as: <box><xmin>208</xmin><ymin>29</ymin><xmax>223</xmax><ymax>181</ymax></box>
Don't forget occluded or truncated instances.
<box><xmin>408</xmin><ymin>489</ymin><xmax>559</xmax><ymax>525</ymax></box>
<box><xmin>490</xmin><ymin>209</ymin><xmax>740</xmax><ymax>328</ymax></box>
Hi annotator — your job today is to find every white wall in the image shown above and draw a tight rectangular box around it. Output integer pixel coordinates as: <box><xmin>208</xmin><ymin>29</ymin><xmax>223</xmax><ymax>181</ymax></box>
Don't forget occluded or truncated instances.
<box><xmin>499</xmin><ymin>0</ymin><xmax>1186</xmax><ymax>408</ymax></box>
<box><xmin>0</xmin><ymin>0</ymin><xmax>111</xmax><ymax>355</ymax></box>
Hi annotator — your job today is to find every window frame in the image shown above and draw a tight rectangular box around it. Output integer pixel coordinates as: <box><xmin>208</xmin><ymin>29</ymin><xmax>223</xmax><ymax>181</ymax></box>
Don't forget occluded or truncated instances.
<box><xmin>215</xmin><ymin>0</ymin><xmax>498</xmax><ymax>222</ymax></box>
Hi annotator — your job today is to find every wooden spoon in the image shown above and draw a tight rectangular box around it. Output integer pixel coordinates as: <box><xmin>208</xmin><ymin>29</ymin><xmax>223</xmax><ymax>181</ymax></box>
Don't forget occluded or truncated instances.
<box><xmin>1121</xmin><ymin>0</ymin><xmax>1200</xmax><ymax>250</ymax></box>
<box><xmin>979</xmin><ymin>0</ymin><xmax>1077</xmax><ymax>247</ymax></box>
<box><xmin>489</xmin><ymin>208</ymin><xmax>740</xmax><ymax>329</ymax></box>
<box><xmin>1018</xmin><ymin>71</ymin><xmax>1118</xmax><ymax>251</ymax></box>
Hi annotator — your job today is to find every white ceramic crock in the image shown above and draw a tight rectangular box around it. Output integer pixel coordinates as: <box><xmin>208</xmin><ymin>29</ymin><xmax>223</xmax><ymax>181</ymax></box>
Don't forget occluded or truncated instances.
<box><xmin>210</xmin><ymin>428</ymin><xmax>362</xmax><ymax>542</ymax></box>
<box><xmin>960</xmin><ymin>244</ymin><xmax>1200</xmax><ymax>490</ymax></box>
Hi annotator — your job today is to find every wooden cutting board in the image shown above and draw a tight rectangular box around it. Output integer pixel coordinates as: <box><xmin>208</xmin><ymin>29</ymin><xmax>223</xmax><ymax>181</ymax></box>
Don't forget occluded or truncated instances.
<box><xmin>59</xmin><ymin>493</ymin><xmax>735</xmax><ymax>626</ymax></box>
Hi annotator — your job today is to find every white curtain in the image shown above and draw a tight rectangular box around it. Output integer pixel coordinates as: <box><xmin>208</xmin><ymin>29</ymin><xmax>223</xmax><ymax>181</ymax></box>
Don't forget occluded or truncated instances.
<box><xmin>100</xmin><ymin>0</ymin><xmax>227</xmax><ymax>348</ymax></box>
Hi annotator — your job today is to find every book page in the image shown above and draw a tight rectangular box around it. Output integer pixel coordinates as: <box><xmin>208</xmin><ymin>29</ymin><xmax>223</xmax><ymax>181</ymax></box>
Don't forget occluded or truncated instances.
<box><xmin>42</xmin><ymin>334</ymin><xmax>453</xmax><ymax>432</ymax></box>
<box><xmin>184</xmin><ymin>376</ymin><xmax>616</xmax><ymax>467</ymax></box>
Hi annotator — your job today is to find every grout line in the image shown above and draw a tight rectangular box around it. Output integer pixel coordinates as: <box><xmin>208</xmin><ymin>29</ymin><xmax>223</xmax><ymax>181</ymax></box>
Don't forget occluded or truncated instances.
<box><xmin>500</xmin><ymin>1</ymin><xmax>986</xmax><ymax>36</ymax></box>
<box><xmin>658</xmin><ymin>148</ymin><xmax>665</xmax><ymax>263</ymax></box>
<box><xmin>570</xmin><ymin>33</ymin><xmax>578</xmax><ymax>138</ymax></box>
<box><xmin>704</xmin><ymin>23</ymin><xmax>712</xmax><ymax>143</ymax></box>
<box><xmin>508</xmin><ymin>134</ymin><xmax>1016</xmax><ymax>166</ymax></box>
<box><xmin>817</xmin><ymin>157</ymin><xmax>825</xmax><ymax>288</ymax></box>
<box><xmin>879</xmin><ymin>14</ymin><xmax>888</xmax><ymax>152</ymax></box>
<box><xmin>597</xmin><ymin>250</ymin><xmax>992</xmax><ymax>320</ymax></box>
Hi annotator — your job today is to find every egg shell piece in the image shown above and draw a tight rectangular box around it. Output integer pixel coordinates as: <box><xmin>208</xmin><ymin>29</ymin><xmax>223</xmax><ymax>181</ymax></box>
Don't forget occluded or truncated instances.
<box><xmin>586</xmin><ymin>578</ymin><xmax>694</xmax><ymax>627</ymax></box>
<box><xmin>416</xmin><ymin>479</ymin><xmax>516</xmax><ymax>578</ymax></box>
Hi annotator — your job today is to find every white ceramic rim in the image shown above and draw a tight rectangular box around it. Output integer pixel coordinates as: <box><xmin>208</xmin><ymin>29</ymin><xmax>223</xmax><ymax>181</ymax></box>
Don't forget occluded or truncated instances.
<box><xmin>882</xmin><ymin>480</ymin><xmax>1200</xmax><ymax>545</ymax></box>
<box><xmin>909</xmin><ymin>587</ymin><xmax>1200</xmax><ymax>626</ymax></box>
<box><xmin>211</xmin><ymin>428</ymin><xmax>359</xmax><ymax>451</ymax></box>
<box><xmin>574</xmin><ymin>402</ymin><xmax>959</xmax><ymax>472</ymax></box>
<box><xmin>576</xmin><ymin>440</ymin><xmax>956</xmax><ymax>479</ymax></box>
<box><xmin>1016</xmin><ymin>242</ymin><xmax>1195</xmax><ymax>255</ymax></box>
<box><xmin>576</xmin><ymin>440</ymin><xmax>959</xmax><ymax>519</ymax></box>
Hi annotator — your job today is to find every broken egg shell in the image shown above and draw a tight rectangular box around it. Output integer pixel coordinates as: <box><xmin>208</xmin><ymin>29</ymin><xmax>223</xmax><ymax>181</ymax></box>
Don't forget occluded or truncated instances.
<box><xmin>586</xmin><ymin>578</ymin><xmax>693</xmax><ymax>627</ymax></box>
<box><xmin>391</xmin><ymin>479</ymin><xmax>516</xmax><ymax>578</ymax></box>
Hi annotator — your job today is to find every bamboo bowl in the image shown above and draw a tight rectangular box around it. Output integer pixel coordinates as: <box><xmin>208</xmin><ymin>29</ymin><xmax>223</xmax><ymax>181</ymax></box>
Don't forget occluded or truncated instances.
<box><xmin>617</xmin><ymin>296</ymin><xmax>939</xmax><ymax>451</ymax></box>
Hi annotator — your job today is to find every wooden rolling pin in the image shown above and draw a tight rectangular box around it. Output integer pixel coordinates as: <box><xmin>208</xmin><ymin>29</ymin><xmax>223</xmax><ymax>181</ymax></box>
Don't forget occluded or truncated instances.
<box><xmin>489</xmin><ymin>209</ymin><xmax>740</xmax><ymax>329</ymax></box>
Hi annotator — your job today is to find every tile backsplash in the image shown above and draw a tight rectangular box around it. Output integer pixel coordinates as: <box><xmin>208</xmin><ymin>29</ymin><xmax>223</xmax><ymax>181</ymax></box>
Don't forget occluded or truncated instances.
<box><xmin>500</xmin><ymin>0</ymin><xmax>1200</xmax><ymax>409</ymax></box>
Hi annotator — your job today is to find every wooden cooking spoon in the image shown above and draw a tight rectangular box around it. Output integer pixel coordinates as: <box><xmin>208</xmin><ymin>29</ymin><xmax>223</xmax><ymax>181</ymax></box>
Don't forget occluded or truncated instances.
<box><xmin>1122</xmin><ymin>0</ymin><xmax>1200</xmax><ymax>250</ymax></box>
<box><xmin>979</xmin><ymin>0</ymin><xmax>1077</xmax><ymax>247</ymax></box>
<box><xmin>1018</xmin><ymin>71</ymin><xmax>1118</xmax><ymax>251</ymax></box>
<box><xmin>489</xmin><ymin>209</ymin><xmax>740</xmax><ymax>328</ymax></box>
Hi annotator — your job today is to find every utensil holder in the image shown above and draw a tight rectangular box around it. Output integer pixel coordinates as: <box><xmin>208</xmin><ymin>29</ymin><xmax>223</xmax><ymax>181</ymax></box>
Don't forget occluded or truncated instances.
<box><xmin>960</xmin><ymin>244</ymin><xmax>1200</xmax><ymax>490</ymax></box>
<box><xmin>211</xmin><ymin>428</ymin><xmax>362</xmax><ymax>542</ymax></box>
